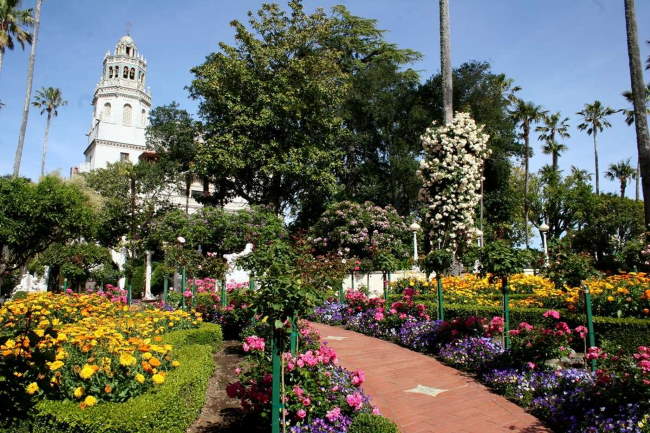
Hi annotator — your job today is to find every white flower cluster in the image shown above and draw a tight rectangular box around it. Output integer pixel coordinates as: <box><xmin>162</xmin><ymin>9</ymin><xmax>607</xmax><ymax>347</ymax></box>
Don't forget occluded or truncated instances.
<box><xmin>417</xmin><ymin>112</ymin><xmax>490</xmax><ymax>250</ymax></box>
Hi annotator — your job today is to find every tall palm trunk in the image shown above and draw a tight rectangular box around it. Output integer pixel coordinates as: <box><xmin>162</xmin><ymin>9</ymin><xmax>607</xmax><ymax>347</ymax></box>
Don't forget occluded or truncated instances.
<box><xmin>593</xmin><ymin>129</ymin><xmax>600</xmax><ymax>194</ymax></box>
<box><xmin>634</xmin><ymin>157</ymin><xmax>641</xmax><ymax>201</ymax></box>
<box><xmin>621</xmin><ymin>179</ymin><xmax>627</xmax><ymax>199</ymax></box>
<box><xmin>40</xmin><ymin>111</ymin><xmax>51</xmax><ymax>177</ymax></box>
<box><xmin>0</xmin><ymin>50</ymin><xmax>4</xmax><ymax>74</ymax></box>
<box><xmin>13</xmin><ymin>0</ymin><xmax>42</xmax><ymax>177</ymax></box>
<box><xmin>523</xmin><ymin>122</ymin><xmax>530</xmax><ymax>248</ymax></box>
<box><xmin>552</xmin><ymin>152</ymin><xmax>559</xmax><ymax>172</ymax></box>
<box><xmin>440</xmin><ymin>0</ymin><xmax>452</xmax><ymax>125</ymax></box>
<box><xmin>624</xmin><ymin>0</ymin><xmax>650</xmax><ymax>227</ymax></box>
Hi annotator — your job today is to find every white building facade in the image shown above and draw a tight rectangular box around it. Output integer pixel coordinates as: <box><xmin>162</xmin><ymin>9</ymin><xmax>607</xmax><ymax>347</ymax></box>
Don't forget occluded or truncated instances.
<box><xmin>78</xmin><ymin>35</ymin><xmax>151</xmax><ymax>171</ymax></box>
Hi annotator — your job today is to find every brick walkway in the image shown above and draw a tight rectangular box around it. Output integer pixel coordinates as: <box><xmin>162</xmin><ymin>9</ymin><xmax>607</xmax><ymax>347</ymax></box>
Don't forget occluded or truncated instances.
<box><xmin>311</xmin><ymin>323</ymin><xmax>553</xmax><ymax>433</ymax></box>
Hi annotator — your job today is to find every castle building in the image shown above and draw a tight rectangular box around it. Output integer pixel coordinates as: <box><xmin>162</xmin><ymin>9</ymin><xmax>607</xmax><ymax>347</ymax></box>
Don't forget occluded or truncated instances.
<box><xmin>78</xmin><ymin>35</ymin><xmax>151</xmax><ymax>170</ymax></box>
<box><xmin>73</xmin><ymin>35</ymin><xmax>247</xmax><ymax>213</ymax></box>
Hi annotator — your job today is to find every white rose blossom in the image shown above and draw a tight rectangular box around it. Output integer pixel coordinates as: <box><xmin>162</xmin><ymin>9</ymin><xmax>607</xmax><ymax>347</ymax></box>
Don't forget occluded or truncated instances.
<box><xmin>418</xmin><ymin>113</ymin><xmax>490</xmax><ymax>251</ymax></box>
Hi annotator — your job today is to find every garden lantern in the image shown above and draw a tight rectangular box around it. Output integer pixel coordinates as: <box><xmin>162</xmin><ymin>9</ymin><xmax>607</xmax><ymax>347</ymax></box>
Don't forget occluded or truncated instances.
<box><xmin>409</xmin><ymin>222</ymin><xmax>421</xmax><ymax>271</ymax></box>
<box><xmin>539</xmin><ymin>223</ymin><xmax>549</xmax><ymax>266</ymax></box>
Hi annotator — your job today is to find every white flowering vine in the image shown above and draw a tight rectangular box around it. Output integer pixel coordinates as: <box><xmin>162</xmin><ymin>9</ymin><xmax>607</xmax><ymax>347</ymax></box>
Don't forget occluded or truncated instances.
<box><xmin>418</xmin><ymin>112</ymin><xmax>490</xmax><ymax>251</ymax></box>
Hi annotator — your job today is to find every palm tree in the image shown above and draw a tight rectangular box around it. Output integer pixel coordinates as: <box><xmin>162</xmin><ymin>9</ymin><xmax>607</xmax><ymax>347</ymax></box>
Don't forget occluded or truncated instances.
<box><xmin>0</xmin><ymin>0</ymin><xmax>33</xmax><ymax>73</ymax></box>
<box><xmin>623</xmin><ymin>0</ymin><xmax>650</xmax><ymax>227</ymax></box>
<box><xmin>13</xmin><ymin>0</ymin><xmax>41</xmax><ymax>178</ymax></box>
<box><xmin>576</xmin><ymin>101</ymin><xmax>618</xmax><ymax>195</ymax></box>
<box><xmin>621</xmin><ymin>85</ymin><xmax>649</xmax><ymax>126</ymax></box>
<box><xmin>536</xmin><ymin>112</ymin><xmax>570</xmax><ymax>172</ymax></box>
<box><xmin>439</xmin><ymin>0</ymin><xmax>452</xmax><ymax>125</ymax></box>
<box><xmin>32</xmin><ymin>87</ymin><xmax>67</xmax><ymax>177</ymax></box>
<box><xmin>621</xmin><ymin>86</ymin><xmax>648</xmax><ymax>201</ymax></box>
<box><xmin>606</xmin><ymin>159</ymin><xmax>637</xmax><ymax>198</ymax></box>
<box><xmin>511</xmin><ymin>99</ymin><xmax>546</xmax><ymax>247</ymax></box>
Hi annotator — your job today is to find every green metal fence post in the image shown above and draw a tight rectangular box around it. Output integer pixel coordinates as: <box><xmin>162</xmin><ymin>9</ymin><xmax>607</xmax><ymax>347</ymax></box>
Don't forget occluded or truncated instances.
<box><xmin>503</xmin><ymin>278</ymin><xmax>510</xmax><ymax>349</ymax></box>
<box><xmin>383</xmin><ymin>272</ymin><xmax>388</xmax><ymax>300</ymax></box>
<box><xmin>338</xmin><ymin>285</ymin><xmax>344</xmax><ymax>303</ymax></box>
<box><xmin>63</xmin><ymin>278</ymin><xmax>68</xmax><ymax>292</ymax></box>
<box><xmin>221</xmin><ymin>279</ymin><xmax>228</xmax><ymax>307</ymax></box>
<box><xmin>290</xmin><ymin>316</ymin><xmax>298</xmax><ymax>356</ymax></box>
<box><xmin>127</xmin><ymin>285</ymin><xmax>132</xmax><ymax>306</ymax></box>
<box><xmin>163</xmin><ymin>275</ymin><xmax>168</xmax><ymax>303</ymax></box>
<box><xmin>271</xmin><ymin>334</ymin><xmax>281</xmax><ymax>433</ymax></box>
<box><xmin>350</xmin><ymin>270</ymin><xmax>355</xmax><ymax>290</ymax></box>
<box><xmin>249</xmin><ymin>277</ymin><xmax>255</xmax><ymax>290</ymax></box>
<box><xmin>584</xmin><ymin>285</ymin><xmax>597</xmax><ymax>371</ymax></box>
<box><xmin>436</xmin><ymin>275</ymin><xmax>444</xmax><ymax>321</ymax></box>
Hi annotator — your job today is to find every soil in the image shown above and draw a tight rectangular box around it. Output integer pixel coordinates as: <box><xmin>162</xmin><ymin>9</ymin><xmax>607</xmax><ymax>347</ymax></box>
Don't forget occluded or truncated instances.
<box><xmin>186</xmin><ymin>341</ymin><xmax>260</xmax><ymax>433</ymax></box>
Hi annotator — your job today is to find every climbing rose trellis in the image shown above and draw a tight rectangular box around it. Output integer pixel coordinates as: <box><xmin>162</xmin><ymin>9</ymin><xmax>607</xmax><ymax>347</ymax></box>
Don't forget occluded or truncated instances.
<box><xmin>417</xmin><ymin>112</ymin><xmax>490</xmax><ymax>250</ymax></box>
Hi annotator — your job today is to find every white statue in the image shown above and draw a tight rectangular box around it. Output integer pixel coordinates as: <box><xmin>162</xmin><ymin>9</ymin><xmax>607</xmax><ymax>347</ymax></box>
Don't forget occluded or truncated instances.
<box><xmin>223</xmin><ymin>243</ymin><xmax>254</xmax><ymax>285</ymax></box>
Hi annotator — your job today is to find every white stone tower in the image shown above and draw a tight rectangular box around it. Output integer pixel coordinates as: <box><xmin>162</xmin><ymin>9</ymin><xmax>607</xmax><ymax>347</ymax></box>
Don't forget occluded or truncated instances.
<box><xmin>78</xmin><ymin>35</ymin><xmax>151</xmax><ymax>171</ymax></box>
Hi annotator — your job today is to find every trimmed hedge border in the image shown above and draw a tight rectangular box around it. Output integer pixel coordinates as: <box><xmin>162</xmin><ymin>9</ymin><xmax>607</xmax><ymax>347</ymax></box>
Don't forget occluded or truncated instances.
<box><xmin>29</xmin><ymin>323</ymin><xmax>223</xmax><ymax>433</ymax></box>
<box><xmin>349</xmin><ymin>413</ymin><xmax>400</xmax><ymax>433</ymax></box>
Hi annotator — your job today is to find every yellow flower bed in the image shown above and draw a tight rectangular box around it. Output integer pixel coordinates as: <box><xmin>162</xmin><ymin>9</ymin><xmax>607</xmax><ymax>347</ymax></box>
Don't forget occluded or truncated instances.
<box><xmin>0</xmin><ymin>292</ymin><xmax>201</xmax><ymax>408</ymax></box>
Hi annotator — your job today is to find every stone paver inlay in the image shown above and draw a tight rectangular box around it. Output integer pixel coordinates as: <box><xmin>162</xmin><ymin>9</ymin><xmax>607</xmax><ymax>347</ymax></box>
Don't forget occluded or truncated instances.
<box><xmin>404</xmin><ymin>384</ymin><xmax>448</xmax><ymax>397</ymax></box>
<box><xmin>311</xmin><ymin>322</ymin><xmax>553</xmax><ymax>433</ymax></box>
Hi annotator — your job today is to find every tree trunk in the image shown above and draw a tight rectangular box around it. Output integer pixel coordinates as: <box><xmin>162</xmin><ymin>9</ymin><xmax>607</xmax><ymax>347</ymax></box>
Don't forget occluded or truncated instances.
<box><xmin>593</xmin><ymin>129</ymin><xmax>599</xmax><ymax>194</ymax></box>
<box><xmin>621</xmin><ymin>179</ymin><xmax>626</xmax><ymax>199</ymax></box>
<box><xmin>624</xmin><ymin>0</ymin><xmax>650</xmax><ymax>228</ymax></box>
<box><xmin>13</xmin><ymin>0</ymin><xmax>42</xmax><ymax>177</ymax></box>
<box><xmin>185</xmin><ymin>173</ymin><xmax>191</xmax><ymax>214</ymax></box>
<box><xmin>0</xmin><ymin>50</ymin><xmax>4</xmax><ymax>74</ymax></box>
<box><xmin>634</xmin><ymin>157</ymin><xmax>641</xmax><ymax>201</ymax></box>
<box><xmin>523</xmin><ymin>123</ymin><xmax>530</xmax><ymax>248</ymax></box>
<box><xmin>440</xmin><ymin>0</ymin><xmax>453</xmax><ymax>125</ymax></box>
<box><xmin>552</xmin><ymin>152</ymin><xmax>558</xmax><ymax>172</ymax></box>
<box><xmin>41</xmin><ymin>111</ymin><xmax>51</xmax><ymax>177</ymax></box>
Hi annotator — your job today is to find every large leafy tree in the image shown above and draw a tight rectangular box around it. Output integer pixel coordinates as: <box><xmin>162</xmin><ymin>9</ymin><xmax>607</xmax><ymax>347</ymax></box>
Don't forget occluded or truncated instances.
<box><xmin>510</xmin><ymin>99</ymin><xmax>546</xmax><ymax>247</ymax></box>
<box><xmin>0</xmin><ymin>175</ymin><xmax>94</xmax><ymax>293</ymax></box>
<box><xmin>576</xmin><ymin>100</ymin><xmax>618</xmax><ymax>195</ymax></box>
<box><xmin>32</xmin><ymin>86</ymin><xmax>67</xmax><ymax>177</ymax></box>
<box><xmin>536</xmin><ymin>111</ymin><xmax>570</xmax><ymax>172</ymax></box>
<box><xmin>605</xmin><ymin>159</ymin><xmax>637</xmax><ymax>198</ymax></box>
<box><xmin>189</xmin><ymin>1</ymin><xmax>350</xmax><ymax>216</ymax></box>
<box><xmin>623</xmin><ymin>0</ymin><xmax>650</xmax><ymax>228</ymax></box>
<box><xmin>326</xmin><ymin>6</ymin><xmax>422</xmax><ymax>220</ymax></box>
<box><xmin>82</xmin><ymin>161</ymin><xmax>181</xmax><ymax>253</ymax></box>
<box><xmin>146</xmin><ymin>103</ymin><xmax>204</xmax><ymax>212</ymax></box>
<box><xmin>0</xmin><ymin>0</ymin><xmax>32</xmax><ymax>73</ymax></box>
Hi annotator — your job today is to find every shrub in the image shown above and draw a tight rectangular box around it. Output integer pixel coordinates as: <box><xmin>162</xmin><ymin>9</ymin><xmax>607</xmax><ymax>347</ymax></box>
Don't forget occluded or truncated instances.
<box><xmin>349</xmin><ymin>413</ymin><xmax>400</xmax><ymax>433</ymax></box>
<box><xmin>30</xmin><ymin>323</ymin><xmax>222</xmax><ymax>433</ymax></box>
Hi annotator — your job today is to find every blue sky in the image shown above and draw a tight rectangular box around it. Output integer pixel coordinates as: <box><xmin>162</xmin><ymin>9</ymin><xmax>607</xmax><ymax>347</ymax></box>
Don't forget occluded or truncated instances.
<box><xmin>0</xmin><ymin>0</ymin><xmax>648</xmax><ymax>197</ymax></box>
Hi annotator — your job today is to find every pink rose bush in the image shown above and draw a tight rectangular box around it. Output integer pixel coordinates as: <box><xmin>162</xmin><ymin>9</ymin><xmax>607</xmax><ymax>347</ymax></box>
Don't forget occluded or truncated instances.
<box><xmin>226</xmin><ymin>322</ymin><xmax>380</xmax><ymax>430</ymax></box>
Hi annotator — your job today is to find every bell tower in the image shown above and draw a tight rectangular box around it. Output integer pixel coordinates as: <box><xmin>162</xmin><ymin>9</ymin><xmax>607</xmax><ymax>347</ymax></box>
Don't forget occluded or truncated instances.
<box><xmin>80</xmin><ymin>35</ymin><xmax>152</xmax><ymax>171</ymax></box>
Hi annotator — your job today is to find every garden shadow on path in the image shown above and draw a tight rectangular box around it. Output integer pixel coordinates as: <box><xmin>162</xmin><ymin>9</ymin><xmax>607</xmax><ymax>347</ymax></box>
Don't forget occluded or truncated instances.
<box><xmin>310</xmin><ymin>322</ymin><xmax>554</xmax><ymax>433</ymax></box>
<box><xmin>187</xmin><ymin>341</ymin><xmax>263</xmax><ymax>433</ymax></box>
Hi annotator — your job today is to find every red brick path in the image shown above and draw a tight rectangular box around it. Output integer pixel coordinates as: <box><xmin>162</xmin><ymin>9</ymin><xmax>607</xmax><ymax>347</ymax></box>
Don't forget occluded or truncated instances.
<box><xmin>311</xmin><ymin>323</ymin><xmax>553</xmax><ymax>433</ymax></box>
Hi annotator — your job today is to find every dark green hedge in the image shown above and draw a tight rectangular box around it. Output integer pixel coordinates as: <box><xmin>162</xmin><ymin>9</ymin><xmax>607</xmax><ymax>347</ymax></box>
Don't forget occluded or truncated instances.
<box><xmin>414</xmin><ymin>301</ymin><xmax>650</xmax><ymax>351</ymax></box>
<box><xmin>30</xmin><ymin>323</ymin><xmax>223</xmax><ymax>433</ymax></box>
<box><xmin>349</xmin><ymin>414</ymin><xmax>400</xmax><ymax>433</ymax></box>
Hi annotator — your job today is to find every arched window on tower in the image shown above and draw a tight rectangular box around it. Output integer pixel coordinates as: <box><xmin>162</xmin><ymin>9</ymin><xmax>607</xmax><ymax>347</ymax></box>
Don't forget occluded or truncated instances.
<box><xmin>109</xmin><ymin>66</ymin><xmax>113</xmax><ymax>78</ymax></box>
<box><xmin>141</xmin><ymin>109</ymin><xmax>146</xmax><ymax>126</ymax></box>
<box><xmin>123</xmin><ymin>104</ymin><xmax>132</xmax><ymax>126</ymax></box>
<box><xmin>114</xmin><ymin>66</ymin><xmax>119</xmax><ymax>78</ymax></box>
<box><xmin>129</xmin><ymin>68</ymin><xmax>135</xmax><ymax>79</ymax></box>
<box><xmin>123</xmin><ymin>67</ymin><xmax>128</xmax><ymax>79</ymax></box>
<box><xmin>102</xmin><ymin>103</ymin><xmax>111</xmax><ymax>121</ymax></box>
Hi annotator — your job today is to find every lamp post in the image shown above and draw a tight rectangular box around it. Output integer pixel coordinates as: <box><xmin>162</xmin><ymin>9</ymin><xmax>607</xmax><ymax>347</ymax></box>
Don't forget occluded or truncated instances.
<box><xmin>539</xmin><ymin>223</ymin><xmax>549</xmax><ymax>266</ymax></box>
<box><xmin>177</xmin><ymin>236</ymin><xmax>186</xmax><ymax>309</ymax></box>
<box><xmin>409</xmin><ymin>222</ymin><xmax>420</xmax><ymax>271</ymax></box>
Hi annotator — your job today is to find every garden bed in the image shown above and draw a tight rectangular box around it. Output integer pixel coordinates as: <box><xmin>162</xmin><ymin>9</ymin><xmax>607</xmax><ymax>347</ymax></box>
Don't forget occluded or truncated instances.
<box><xmin>29</xmin><ymin>323</ymin><xmax>223</xmax><ymax>433</ymax></box>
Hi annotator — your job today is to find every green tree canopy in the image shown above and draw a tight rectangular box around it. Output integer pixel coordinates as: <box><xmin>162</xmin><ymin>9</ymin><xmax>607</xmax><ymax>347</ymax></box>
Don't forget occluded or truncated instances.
<box><xmin>0</xmin><ymin>175</ymin><xmax>93</xmax><ymax>289</ymax></box>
